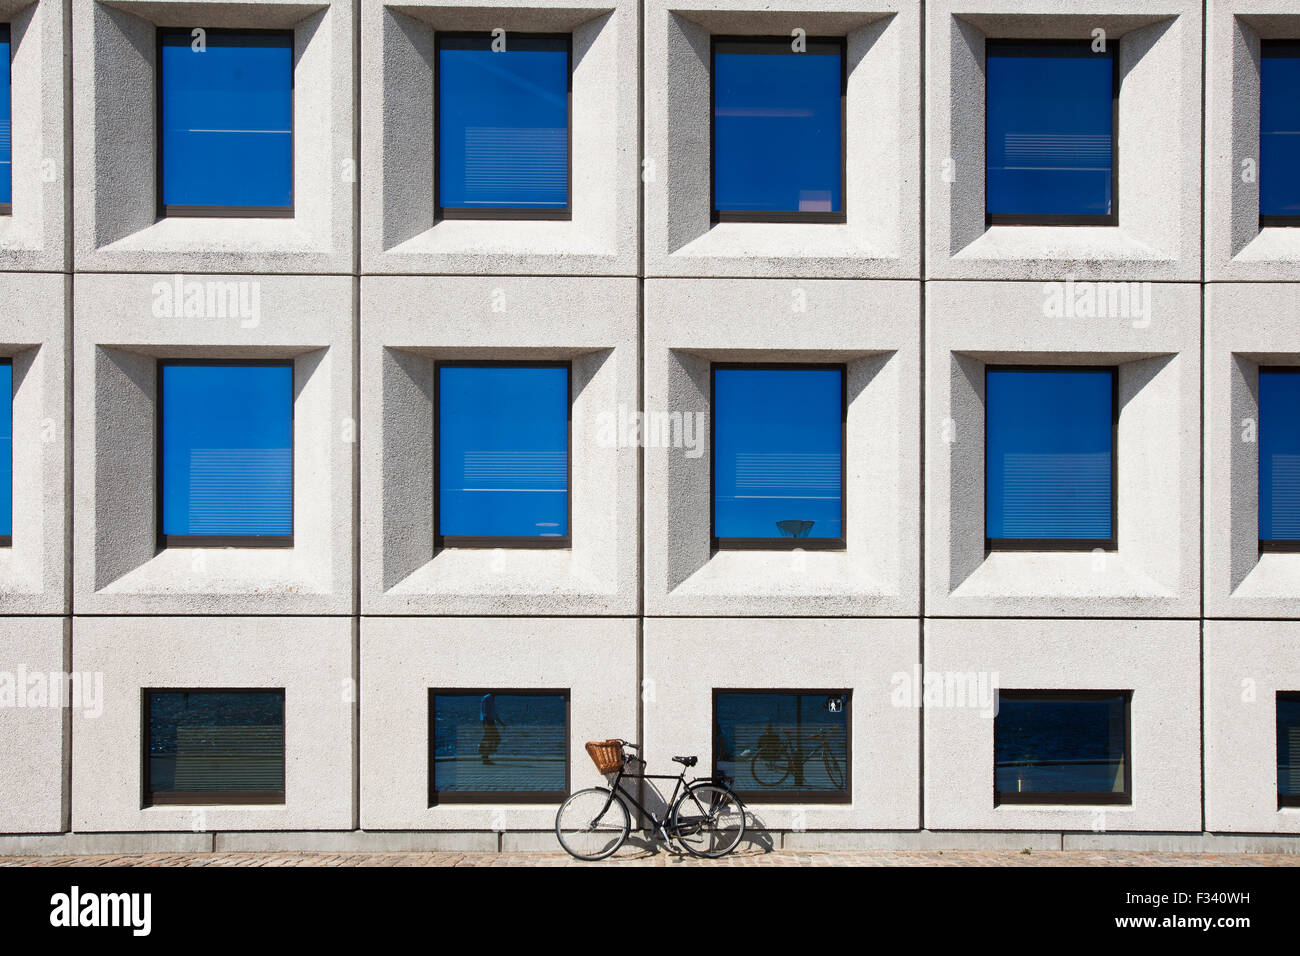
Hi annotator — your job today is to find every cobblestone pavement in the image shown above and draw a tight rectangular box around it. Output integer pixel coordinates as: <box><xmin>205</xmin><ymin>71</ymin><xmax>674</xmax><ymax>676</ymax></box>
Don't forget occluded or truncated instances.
<box><xmin>1</xmin><ymin>848</ymin><xmax>1297</xmax><ymax>866</ymax></box>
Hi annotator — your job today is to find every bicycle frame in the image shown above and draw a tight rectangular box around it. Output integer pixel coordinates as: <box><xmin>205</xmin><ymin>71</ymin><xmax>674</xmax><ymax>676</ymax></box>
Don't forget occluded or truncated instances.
<box><xmin>595</xmin><ymin>760</ymin><xmax>722</xmax><ymax>836</ymax></box>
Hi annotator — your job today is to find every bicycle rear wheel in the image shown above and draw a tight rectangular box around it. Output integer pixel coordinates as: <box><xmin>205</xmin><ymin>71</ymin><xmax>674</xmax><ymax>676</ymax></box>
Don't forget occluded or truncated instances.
<box><xmin>672</xmin><ymin>782</ymin><xmax>746</xmax><ymax>859</ymax></box>
<box><xmin>555</xmin><ymin>787</ymin><xmax>631</xmax><ymax>861</ymax></box>
<box><xmin>823</xmin><ymin>747</ymin><xmax>846</xmax><ymax>790</ymax></box>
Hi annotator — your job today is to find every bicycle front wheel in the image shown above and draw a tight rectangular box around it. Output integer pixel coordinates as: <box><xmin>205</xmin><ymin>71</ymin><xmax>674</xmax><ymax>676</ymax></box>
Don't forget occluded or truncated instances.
<box><xmin>672</xmin><ymin>783</ymin><xmax>746</xmax><ymax>859</ymax></box>
<box><xmin>555</xmin><ymin>787</ymin><xmax>631</xmax><ymax>861</ymax></box>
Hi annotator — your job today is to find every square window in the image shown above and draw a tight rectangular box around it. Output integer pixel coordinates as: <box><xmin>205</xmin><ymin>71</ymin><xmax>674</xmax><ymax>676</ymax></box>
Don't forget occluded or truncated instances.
<box><xmin>1260</xmin><ymin>41</ymin><xmax>1300</xmax><ymax>226</ymax></box>
<box><xmin>157</xmin><ymin>28</ymin><xmax>294</xmax><ymax>217</ymax></box>
<box><xmin>985</xmin><ymin>40</ymin><xmax>1117</xmax><ymax>225</ymax></box>
<box><xmin>1278</xmin><ymin>693</ymin><xmax>1300</xmax><ymax>809</ymax></box>
<box><xmin>711</xmin><ymin>364</ymin><xmax>845</xmax><ymax>550</ymax></box>
<box><xmin>0</xmin><ymin>359</ymin><xmax>9</xmax><ymax>547</ymax></box>
<box><xmin>713</xmin><ymin>690</ymin><xmax>850</xmax><ymax>803</ymax></box>
<box><xmin>428</xmin><ymin>690</ymin><xmax>569</xmax><ymax>804</ymax></box>
<box><xmin>435</xmin><ymin>362</ymin><xmax>570</xmax><ymax>547</ymax></box>
<box><xmin>711</xmin><ymin>37</ymin><xmax>845</xmax><ymax>223</ymax></box>
<box><xmin>158</xmin><ymin>361</ymin><xmax>294</xmax><ymax>547</ymax></box>
<box><xmin>435</xmin><ymin>33</ymin><xmax>571</xmax><ymax>220</ymax></box>
<box><xmin>994</xmin><ymin>691</ymin><xmax>1131</xmax><ymax>806</ymax></box>
<box><xmin>0</xmin><ymin>24</ymin><xmax>10</xmax><ymax>215</ymax></box>
<box><xmin>1258</xmin><ymin>369</ymin><xmax>1300</xmax><ymax>551</ymax></box>
<box><xmin>985</xmin><ymin>366</ymin><xmax>1117</xmax><ymax>550</ymax></box>
<box><xmin>144</xmin><ymin>689</ymin><xmax>285</xmax><ymax>806</ymax></box>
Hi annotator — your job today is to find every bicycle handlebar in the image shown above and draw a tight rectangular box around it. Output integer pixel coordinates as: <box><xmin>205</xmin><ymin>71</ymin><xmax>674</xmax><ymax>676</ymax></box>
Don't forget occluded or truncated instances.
<box><xmin>619</xmin><ymin>740</ymin><xmax>641</xmax><ymax>750</ymax></box>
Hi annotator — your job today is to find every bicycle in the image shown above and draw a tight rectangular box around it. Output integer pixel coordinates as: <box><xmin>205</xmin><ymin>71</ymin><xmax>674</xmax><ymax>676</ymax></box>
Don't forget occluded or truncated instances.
<box><xmin>555</xmin><ymin>739</ymin><xmax>747</xmax><ymax>861</ymax></box>
<box><xmin>749</xmin><ymin>726</ymin><xmax>845</xmax><ymax>790</ymax></box>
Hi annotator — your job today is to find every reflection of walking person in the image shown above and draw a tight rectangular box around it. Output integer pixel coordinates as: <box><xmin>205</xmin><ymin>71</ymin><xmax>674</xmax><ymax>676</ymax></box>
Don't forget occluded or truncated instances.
<box><xmin>479</xmin><ymin>693</ymin><xmax>506</xmax><ymax>764</ymax></box>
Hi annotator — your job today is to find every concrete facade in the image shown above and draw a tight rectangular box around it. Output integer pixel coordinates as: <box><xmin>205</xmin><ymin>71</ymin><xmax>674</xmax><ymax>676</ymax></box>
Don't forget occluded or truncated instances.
<box><xmin>0</xmin><ymin>0</ymin><xmax>1297</xmax><ymax>854</ymax></box>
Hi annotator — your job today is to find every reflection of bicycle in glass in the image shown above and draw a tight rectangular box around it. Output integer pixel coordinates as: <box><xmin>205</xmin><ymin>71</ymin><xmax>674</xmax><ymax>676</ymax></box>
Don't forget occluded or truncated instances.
<box><xmin>750</xmin><ymin>725</ymin><xmax>845</xmax><ymax>789</ymax></box>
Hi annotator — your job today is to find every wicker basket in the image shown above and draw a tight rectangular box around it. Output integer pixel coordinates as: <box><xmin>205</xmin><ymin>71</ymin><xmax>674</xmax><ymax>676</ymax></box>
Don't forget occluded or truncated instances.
<box><xmin>585</xmin><ymin>739</ymin><xmax>625</xmax><ymax>774</ymax></box>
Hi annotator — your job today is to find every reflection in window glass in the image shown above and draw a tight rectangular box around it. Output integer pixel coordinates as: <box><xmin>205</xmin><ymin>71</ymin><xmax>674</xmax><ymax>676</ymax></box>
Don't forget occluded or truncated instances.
<box><xmin>437</xmin><ymin>35</ymin><xmax>569</xmax><ymax>213</ymax></box>
<box><xmin>160</xmin><ymin>363</ymin><xmax>293</xmax><ymax>541</ymax></box>
<box><xmin>986</xmin><ymin>368</ymin><xmax>1114</xmax><ymax>544</ymax></box>
<box><xmin>1259</xmin><ymin>369</ymin><xmax>1300</xmax><ymax>544</ymax></box>
<box><xmin>159</xmin><ymin>30</ymin><xmax>293</xmax><ymax>211</ymax></box>
<box><xmin>1261</xmin><ymin>42</ymin><xmax>1300</xmax><ymax>220</ymax></box>
<box><xmin>0</xmin><ymin>361</ymin><xmax>10</xmax><ymax>542</ymax></box>
<box><xmin>146</xmin><ymin>690</ymin><xmax>284</xmax><ymax>804</ymax></box>
<box><xmin>0</xmin><ymin>26</ymin><xmax>11</xmax><ymax>209</ymax></box>
<box><xmin>995</xmin><ymin>693</ymin><xmax>1129</xmax><ymax>802</ymax></box>
<box><xmin>430</xmin><ymin>692</ymin><xmax>568</xmax><ymax>798</ymax></box>
<box><xmin>712</xmin><ymin>39</ymin><xmax>843</xmax><ymax>215</ymax></box>
<box><xmin>437</xmin><ymin>364</ymin><xmax>569</xmax><ymax>541</ymax></box>
<box><xmin>985</xmin><ymin>41</ymin><xmax>1114</xmax><ymax>219</ymax></box>
<box><xmin>713</xmin><ymin>367</ymin><xmax>843</xmax><ymax>543</ymax></box>
<box><xmin>1278</xmin><ymin>694</ymin><xmax>1300</xmax><ymax>807</ymax></box>
<box><xmin>715</xmin><ymin>691</ymin><xmax>849</xmax><ymax>799</ymax></box>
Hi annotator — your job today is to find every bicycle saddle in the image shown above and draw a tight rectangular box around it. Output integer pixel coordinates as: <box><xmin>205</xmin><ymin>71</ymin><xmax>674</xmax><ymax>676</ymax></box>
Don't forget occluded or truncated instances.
<box><xmin>672</xmin><ymin>755</ymin><xmax>698</xmax><ymax>768</ymax></box>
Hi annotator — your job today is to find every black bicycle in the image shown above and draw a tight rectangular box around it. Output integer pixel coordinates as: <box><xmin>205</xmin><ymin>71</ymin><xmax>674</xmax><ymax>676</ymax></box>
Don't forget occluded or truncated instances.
<box><xmin>555</xmin><ymin>740</ymin><xmax>747</xmax><ymax>861</ymax></box>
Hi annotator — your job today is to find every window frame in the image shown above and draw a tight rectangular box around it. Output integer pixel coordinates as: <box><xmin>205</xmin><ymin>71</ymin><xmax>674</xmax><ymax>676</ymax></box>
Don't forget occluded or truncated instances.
<box><xmin>709</xmin><ymin>35</ymin><xmax>848</xmax><ymax>225</ymax></box>
<box><xmin>1258</xmin><ymin>40</ymin><xmax>1300</xmax><ymax>229</ymax></box>
<box><xmin>1257</xmin><ymin>367</ymin><xmax>1300</xmax><ymax>553</ymax></box>
<box><xmin>0</xmin><ymin>24</ymin><xmax>11</xmax><ymax>217</ymax></box>
<box><xmin>1278</xmin><ymin>691</ymin><xmax>1300</xmax><ymax>809</ymax></box>
<box><xmin>433</xmin><ymin>31</ymin><xmax>573</xmax><ymax>222</ymax></box>
<box><xmin>993</xmin><ymin>689</ymin><xmax>1133</xmax><ymax>807</ymax></box>
<box><xmin>983</xmin><ymin>38</ymin><xmax>1120</xmax><ymax>228</ymax></box>
<box><xmin>141</xmin><ymin>687</ymin><xmax>287</xmax><ymax>808</ymax></box>
<box><xmin>433</xmin><ymin>359</ymin><xmax>572</xmax><ymax>550</ymax></box>
<box><xmin>709</xmin><ymin>362</ymin><xmax>847</xmax><ymax>552</ymax></box>
<box><xmin>155</xmin><ymin>27</ymin><xmax>296</xmax><ymax>220</ymax></box>
<box><xmin>155</xmin><ymin>357</ymin><xmax>296</xmax><ymax>550</ymax></box>
<box><xmin>427</xmin><ymin>687</ymin><xmax>571</xmax><ymax>806</ymax></box>
<box><xmin>711</xmin><ymin>688</ymin><xmax>853</xmax><ymax>805</ymax></box>
<box><xmin>0</xmin><ymin>356</ymin><xmax>10</xmax><ymax>548</ymax></box>
<box><xmin>984</xmin><ymin>364</ymin><xmax>1119</xmax><ymax>553</ymax></box>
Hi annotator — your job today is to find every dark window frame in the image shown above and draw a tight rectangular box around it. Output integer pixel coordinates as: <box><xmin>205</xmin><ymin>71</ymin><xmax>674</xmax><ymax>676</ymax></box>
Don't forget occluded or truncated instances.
<box><xmin>155</xmin><ymin>358</ymin><xmax>295</xmax><ymax>550</ymax></box>
<box><xmin>984</xmin><ymin>38</ymin><xmax>1120</xmax><ymax>227</ymax></box>
<box><xmin>156</xmin><ymin>27</ymin><xmax>296</xmax><ymax>220</ymax></box>
<box><xmin>142</xmin><ymin>687</ymin><xmax>287</xmax><ymax>808</ymax></box>
<box><xmin>427</xmin><ymin>688</ymin><xmax>571</xmax><ymax>806</ymax></box>
<box><xmin>994</xmin><ymin>689</ymin><xmax>1132</xmax><ymax>807</ymax></box>
<box><xmin>709</xmin><ymin>35</ymin><xmax>848</xmax><ymax>224</ymax></box>
<box><xmin>1257</xmin><ymin>367</ymin><xmax>1300</xmax><ymax>552</ymax></box>
<box><xmin>984</xmin><ymin>364</ymin><xmax>1119</xmax><ymax>552</ymax></box>
<box><xmin>433</xmin><ymin>359</ymin><xmax>572</xmax><ymax>550</ymax></box>
<box><xmin>433</xmin><ymin>31</ymin><xmax>573</xmax><ymax>222</ymax></box>
<box><xmin>0</xmin><ymin>24</ymin><xmax>11</xmax><ymax>217</ymax></box>
<box><xmin>1259</xmin><ymin>40</ymin><xmax>1300</xmax><ymax>228</ymax></box>
<box><xmin>1278</xmin><ymin>691</ymin><xmax>1300</xmax><ymax>809</ymax></box>
<box><xmin>712</xmin><ymin>688</ymin><xmax>853</xmax><ymax>805</ymax></box>
<box><xmin>710</xmin><ymin>362</ymin><xmax>847</xmax><ymax>551</ymax></box>
<box><xmin>0</xmin><ymin>356</ymin><xmax>10</xmax><ymax>548</ymax></box>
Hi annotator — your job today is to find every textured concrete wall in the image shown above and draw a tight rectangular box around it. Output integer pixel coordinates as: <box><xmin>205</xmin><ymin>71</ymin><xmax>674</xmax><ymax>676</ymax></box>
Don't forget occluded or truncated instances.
<box><xmin>0</xmin><ymin>0</ymin><xmax>1298</xmax><ymax>852</ymax></box>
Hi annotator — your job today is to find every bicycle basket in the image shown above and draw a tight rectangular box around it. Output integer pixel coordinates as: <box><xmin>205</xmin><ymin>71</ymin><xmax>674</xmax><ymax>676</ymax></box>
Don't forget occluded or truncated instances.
<box><xmin>585</xmin><ymin>739</ymin><xmax>625</xmax><ymax>774</ymax></box>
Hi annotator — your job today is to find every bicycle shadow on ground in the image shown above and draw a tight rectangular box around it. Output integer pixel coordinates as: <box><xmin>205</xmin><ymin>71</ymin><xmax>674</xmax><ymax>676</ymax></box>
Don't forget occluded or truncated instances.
<box><xmin>611</xmin><ymin>773</ymin><xmax>777</xmax><ymax>860</ymax></box>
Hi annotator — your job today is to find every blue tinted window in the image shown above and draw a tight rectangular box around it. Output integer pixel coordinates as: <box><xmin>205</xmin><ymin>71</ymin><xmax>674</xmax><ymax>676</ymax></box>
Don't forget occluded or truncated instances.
<box><xmin>437</xmin><ymin>35</ymin><xmax>569</xmax><ymax>213</ymax></box>
<box><xmin>1261</xmin><ymin>43</ymin><xmax>1300</xmax><ymax>219</ymax></box>
<box><xmin>715</xmin><ymin>692</ymin><xmax>849</xmax><ymax>799</ymax></box>
<box><xmin>986</xmin><ymin>41</ymin><xmax>1115</xmax><ymax>219</ymax></box>
<box><xmin>0</xmin><ymin>362</ymin><xmax>9</xmax><ymax>541</ymax></box>
<box><xmin>438</xmin><ymin>364</ymin><xmax>568</xmax><ymax>540</ymax></box>
<box><xmin>0</xmin><ymin>26</ymin><xmax>10</xmax><ymax>209</ymax></box>
<box><xmin>160</xmin><ymin>363</ymin><xmax>293</xmax><ymax>541</ymax></box>
<box><xmin>1279</xmin><ymin>694</ymin><xmax>1300</xmax><ymax>805</ymax></box>
<box><xmin>986</xmin><ymin>368</ymin><xmax>1114</xmax><ymax>543</ymax></box>
<box><xmin>159</xmin><ymin>30</ymin><xmax>293</xmax><ymax>211</ymax></box>
<box><xmin>146</xmin><ymin>690</ymin><xmax>284</xmax><ymax>803</ymax></box>
<box><xmin>995</xmin><ymin>693</ymin><xmax>1129</xmax><ymax>802</ymax></box>
<box><xmin>1261</xmin><ymin>370</ymin><xmax>1300</xmax><ymax>542</ymax></box>
<box><xmin>713</xmin><ymin>39</ymin><xmax>843</xmax><ymax>216</ymax></box>
<box><xmin>431</xmin><ymin>692</ymin><xmax>568</xmax><ymax>799</ymax></box>
<box><xmin>713</xmin><ymin>366</ymin><xmax>843</xmax><ymax>542</ymax></box>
